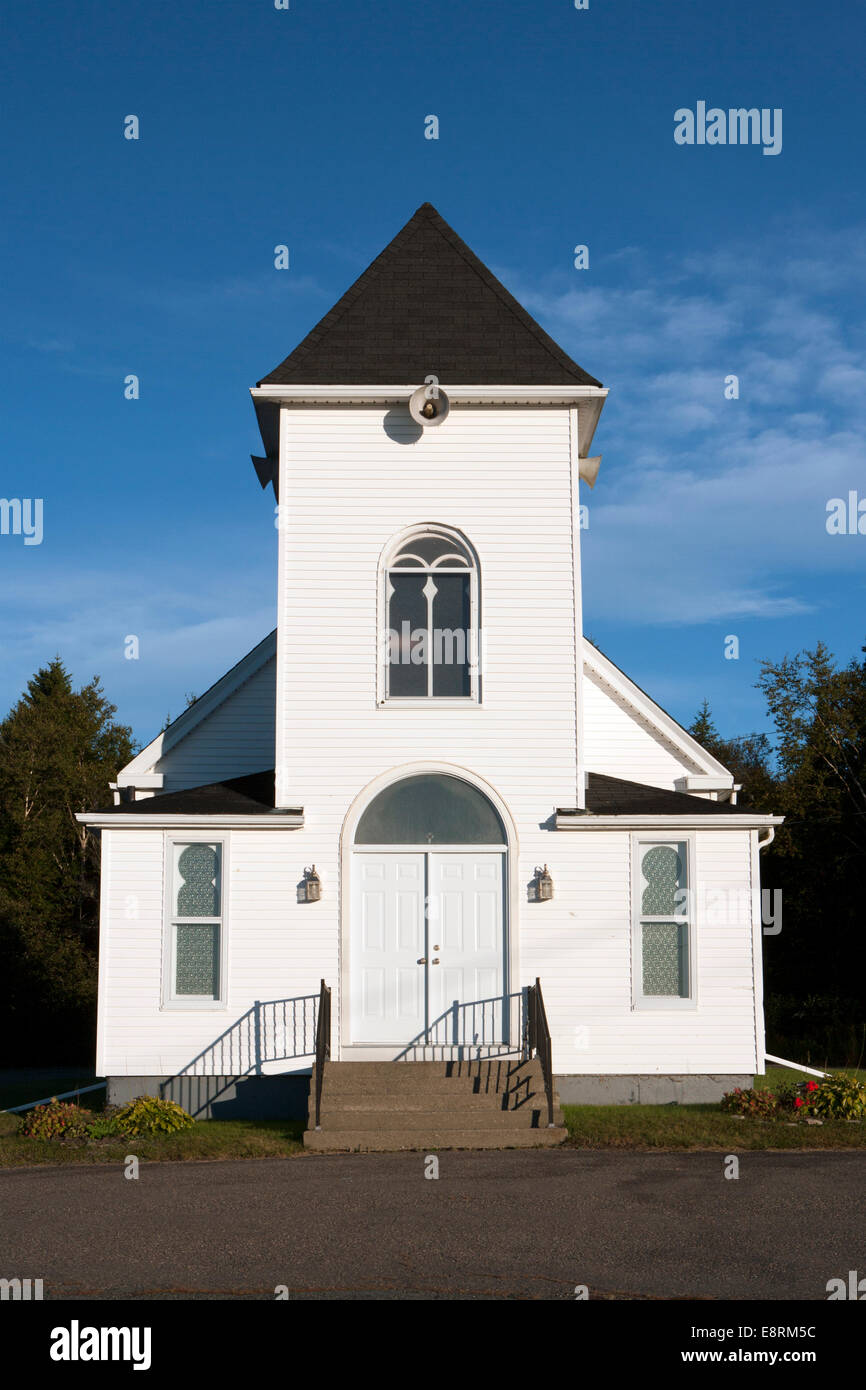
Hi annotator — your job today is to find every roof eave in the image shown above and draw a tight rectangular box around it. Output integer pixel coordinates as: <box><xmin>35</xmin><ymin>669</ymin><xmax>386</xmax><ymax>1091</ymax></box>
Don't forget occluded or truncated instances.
<box><xmin>251</xmin><ymin>384</ymin><xmax>608</xmax><ymax>406</ymax></box>
<box><xmin>554</xmin><ymin>811</ymin><xmax>785</xmax><ymax>829</ymax></box>
<box><xmin>76</xmin><ymin>811</ymin><xmax>304</xmax><ymax>829</ymax></box>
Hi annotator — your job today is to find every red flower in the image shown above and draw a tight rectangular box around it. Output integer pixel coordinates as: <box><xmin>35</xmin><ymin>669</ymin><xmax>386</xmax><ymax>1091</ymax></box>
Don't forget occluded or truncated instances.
<box><xmin>794</xmin><ymin>1097</ymin><xmax>803</xmax><ymax>1108</ymax></box>
<box><xmin>806</xmin><ymin>1081</ymin><xmax>818</xmax><ymax>1091</ymax></box>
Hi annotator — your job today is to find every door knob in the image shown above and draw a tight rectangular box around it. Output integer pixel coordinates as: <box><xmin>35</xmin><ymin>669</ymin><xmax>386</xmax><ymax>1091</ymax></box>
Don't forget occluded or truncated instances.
<box><xmin>431</xmin><ymin>958</ymin><xmax>440</xmax><ymax>965</ymax></box>
<box><xmin>417</xmin><ymin>957</ymin><xmax>427</xmax><ymax>965</ymax></box>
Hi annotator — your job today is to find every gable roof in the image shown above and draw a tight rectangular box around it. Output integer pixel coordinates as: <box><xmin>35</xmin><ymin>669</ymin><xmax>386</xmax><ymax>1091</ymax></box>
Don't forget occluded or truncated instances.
<box><xmin>87</xmin><ymin>767</ymin><xmax>773</xmax><ymax>825</ymax></box>
<box><xmin>103</xmin><ymin>770</ymin><xmax>278</xmax><ymax>816</ymax></box>
<box><xmin>582</xmin><ymin>639</ymin><xmax>733</xmax><ymax>782</ymax></box>
<box><xmin>257</xmin><ymin>203</ymin><xmax>601</xmax><ymax>388</ymax></box>
<box><xmin>584</xmin><ymin>773</ymin><xmax>748</xmax><ymax>816</ymax></box>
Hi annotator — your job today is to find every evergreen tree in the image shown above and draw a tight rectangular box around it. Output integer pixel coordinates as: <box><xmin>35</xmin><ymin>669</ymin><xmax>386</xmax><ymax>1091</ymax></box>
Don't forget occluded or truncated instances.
<box><xmin>756</xmin><ymin>641</ymin><xmax>866</xmax><ymax>1035</ymax></box>
<box><xmin>0</xmin><ymin>659</ymin><xmax>134</xmax><ymax>1062</ymax></box>
<box><xmin>688</xmin><ymin>698</ymin><xmax>720</xmax><ymax>753</ymax></box>
<box><xmin>688</xmin><ymin>700</ymin><xmax>777</xmax><ymax>810</ymax></box>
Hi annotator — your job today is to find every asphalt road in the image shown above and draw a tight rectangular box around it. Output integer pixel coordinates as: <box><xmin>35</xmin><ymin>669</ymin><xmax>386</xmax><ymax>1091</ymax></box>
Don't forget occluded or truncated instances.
<box><xmin>0</xmin><ymin>1150</ymin><xmax>861</xmax><ymax>1300</ymax></box>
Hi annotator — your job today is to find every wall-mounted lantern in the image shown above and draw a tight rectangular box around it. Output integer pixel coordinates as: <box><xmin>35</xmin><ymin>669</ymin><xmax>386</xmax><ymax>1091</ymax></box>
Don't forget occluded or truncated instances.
<box><xmin>303</xmin><ymin>866</ymin><xmax>322</xmax><ymax>902</ymax></box>
<box><xmin>535</xmin><ymin>865</ymin><xmax>554</xmax><ymax>901</ymax></box>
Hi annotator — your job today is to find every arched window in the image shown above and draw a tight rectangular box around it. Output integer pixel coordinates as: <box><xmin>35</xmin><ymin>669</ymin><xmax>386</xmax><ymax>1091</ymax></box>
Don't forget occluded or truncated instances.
<box><xmin>381</xmin><ymin>526</ymin><xmax>479</xmax><ymax>701</ymax></box>
<box><xmin>355</xmin><ymin>774</ymin><xmax>505</xmax><ymax>844</ymax></box>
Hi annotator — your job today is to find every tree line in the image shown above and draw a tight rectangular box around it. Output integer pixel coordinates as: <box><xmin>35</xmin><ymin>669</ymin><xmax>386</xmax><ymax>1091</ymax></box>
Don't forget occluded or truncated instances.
<box><xmin>688</xmin><ymin>641</ymin><xmax>866</xmax><ymax>1066</ymax></box>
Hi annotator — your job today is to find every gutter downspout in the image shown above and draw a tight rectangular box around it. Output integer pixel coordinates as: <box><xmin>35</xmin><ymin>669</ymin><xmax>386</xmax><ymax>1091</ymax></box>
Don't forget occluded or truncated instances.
<box><xmin>751</xmin><ymin>826</ymin><xmax>776</xmax><ymax>1080</ymax></box>
<box><xmin>764</xmin><ymin>1053</ymin><xmax>829</xmax><ymax>1079</ymax></box>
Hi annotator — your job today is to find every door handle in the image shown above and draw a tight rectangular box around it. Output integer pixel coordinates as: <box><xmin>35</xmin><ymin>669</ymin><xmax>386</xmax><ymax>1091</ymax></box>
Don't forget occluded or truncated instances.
<box><xmin>417</xmin><ymin>957</ymin><xmax>427</xmax><ymax>965</ymax></box>
<box><xmin>431</xmin><ymin>958</ymin><xmax>440</xmax><ymax>965</ymax></box>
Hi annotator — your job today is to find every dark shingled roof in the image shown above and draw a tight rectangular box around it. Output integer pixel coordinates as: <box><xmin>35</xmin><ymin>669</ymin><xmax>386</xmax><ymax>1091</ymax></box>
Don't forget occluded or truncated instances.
<box><xmin>98</xmin><ymin>770</ymin><xmax>751</xmax><ymax>820</ymax></box>
<box><xmin>258</xmin><ymin>203</ymin><xmax>601</xmax><ymax>388</ymax></box>
<box><xmin>582</xmin><ymin>773</ymin><xmax>747</xmax><ymax>816</ymax></box>
<box><xmin>102</xmin><ymin>770</ymin><xmax>279</xmax><ymax>816</ymax></box>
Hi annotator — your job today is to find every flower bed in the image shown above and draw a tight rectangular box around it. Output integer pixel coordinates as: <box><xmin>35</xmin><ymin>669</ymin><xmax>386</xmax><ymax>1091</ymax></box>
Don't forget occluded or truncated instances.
<box><xmin>17</xmin><ymin>1095</ymin><xmax>194</xmax><ymax>1144</ymax></box>
<box><xmin>721</xmin><ymin>1072</ymin><xmax>866</xmax><ymax>1121</ymax></box>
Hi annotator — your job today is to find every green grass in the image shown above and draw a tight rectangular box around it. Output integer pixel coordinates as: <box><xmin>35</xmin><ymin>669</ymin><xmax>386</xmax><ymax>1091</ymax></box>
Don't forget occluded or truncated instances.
<box><xmin>3</xmin><ymin>1064</ymin><xmax>864</xmax><ymax>1164</ymax></box>
<box><xmin>561</xmin><ymin>1103</ymin><xmax>866</xmax><ymax>1150</ymax></box>
<box><xmin>562</xmin><ymin>1068</ymin><xmax>866</xmax><ymax>1150</ymax></box>
<box><xmin>0</xmin><ymin>1113</ymin><xmax>306</xmax><ymax>1167</ymax></box>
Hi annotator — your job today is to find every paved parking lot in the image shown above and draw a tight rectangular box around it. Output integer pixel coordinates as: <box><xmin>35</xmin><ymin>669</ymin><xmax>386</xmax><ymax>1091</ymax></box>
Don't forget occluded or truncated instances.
<box><xmin>1</xmin><ymin>1149</ymin><xmax>862</xmax><ymax>1300</ymax></box>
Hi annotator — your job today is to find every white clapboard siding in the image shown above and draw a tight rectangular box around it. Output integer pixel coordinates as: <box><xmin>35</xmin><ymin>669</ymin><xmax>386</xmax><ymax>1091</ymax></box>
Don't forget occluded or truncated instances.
<box><xmin>521</xmin><ymin>828</ymin><xmax>760</xmax><ymax>1074</ymax></box>
<box><xmin>153</xmin><ymin>658</ymin><xmax>276</xmax><ymax>792</ymax></box>
<box><xmin>99</xmin><ymin>823</ymin><xmax>761</xmax><ymax>1076</ymax></box>
<box><xmin>98</xmin><ymin>828</ymin><xmax>332</xmax><ymax>1077</ymax></box>
<box><xmin>582</xmin><ymin>667</ymin><xmax>704</xmax><ymax>789</ymax></box>
<box><xmin>274</xmin><ymin>407</ymin><xmax>581</xmax><ymax>820</ymax></box>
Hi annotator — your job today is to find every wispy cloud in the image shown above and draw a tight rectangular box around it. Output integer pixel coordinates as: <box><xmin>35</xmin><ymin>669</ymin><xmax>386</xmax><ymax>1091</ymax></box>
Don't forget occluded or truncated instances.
<box><xmin>500</xmin><ymin>219</ymin><xmax>866</xmax><ymax>627</ymax></box>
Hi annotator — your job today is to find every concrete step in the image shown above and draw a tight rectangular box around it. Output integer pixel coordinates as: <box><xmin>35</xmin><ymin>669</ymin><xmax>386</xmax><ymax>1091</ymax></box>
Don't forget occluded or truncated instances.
<box><xmin>303</xmin><ymin>1126</ymin><xmax>569</xmax><ymax>1152</ymax></box>
<box><xmin>316</xmin><ymin>1106</ymin><xmax>563</xmax><ymax>1131</ymax></box>
<box><xmin>315</xmin><ymin>1061</ymin><xmax>549</xmax><ymax>1097</ymax></box>
<box><xmin>316</xmin><ymin>1093</ymin><xmax>561</xmax><ymax>1118</ymax></box>
<box><xmin>316</xmin><ymin>1079</ymin><xmax>552</xmax><ymax>1106</ymax></box>
<box><xmin>306</xmin><ymin>1060</ymin><xmax>563</xmax><ymax>1148</ymax></box>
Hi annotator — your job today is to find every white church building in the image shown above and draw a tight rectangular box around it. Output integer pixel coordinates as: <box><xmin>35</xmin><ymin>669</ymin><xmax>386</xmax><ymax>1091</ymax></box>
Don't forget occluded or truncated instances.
<box><xmin>80</xmin><ymin>204</ymin><xmax>781</xmax><ymax>1142</ymax></box>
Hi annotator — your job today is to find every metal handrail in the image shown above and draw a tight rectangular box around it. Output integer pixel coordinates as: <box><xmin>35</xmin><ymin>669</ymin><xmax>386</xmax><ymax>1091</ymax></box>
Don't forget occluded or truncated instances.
<box><xmin>2</xmin><ymin>1081</ymin><xmax>107</xmax><ymax>1114</ymax></box>
<box><xmin>314</xmin><ymin>978</ymin><xmax>331</xmax><ymax>1129</ymax></box>
<box><xmin>526</xmin><ymin>978</ymin><xmax>555</xmax><ymax>1127</ymax></box>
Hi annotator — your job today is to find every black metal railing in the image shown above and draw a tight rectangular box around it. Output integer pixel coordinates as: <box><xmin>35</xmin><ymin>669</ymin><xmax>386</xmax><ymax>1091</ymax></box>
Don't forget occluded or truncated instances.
<box><xmin>525</xmin><ymin>977</ymin><xmax>555</xmax><ymax>1127</ymax></box>
<box><xmin>396</xmin><ymin>991</ymin><xmax>524</xmax><ymax>1061</ymax></box>
<box><xmin>314</xmin><ymin>978</ymin><xmax>331</xmax><ymax>1129</ymax></box>
<box><xmin>157</xmin><ymin>993</ymin><xmax>320</xmax><ymax>1117</ymax></box>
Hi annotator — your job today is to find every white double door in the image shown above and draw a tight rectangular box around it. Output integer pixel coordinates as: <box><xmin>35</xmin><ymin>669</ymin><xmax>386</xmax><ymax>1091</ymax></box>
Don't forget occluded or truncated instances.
<box><xmin>350</xmin><ymin>851</ymin><xmax>506</xmax><ymax>1045</ymax></box>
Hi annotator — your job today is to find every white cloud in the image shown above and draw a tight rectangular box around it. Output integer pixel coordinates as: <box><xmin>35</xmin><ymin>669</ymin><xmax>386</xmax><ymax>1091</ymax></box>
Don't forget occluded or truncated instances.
<box><xmin>500</xmin><ymin>222</ymin><xmax>866</xmax><ymax>627</ymax></box>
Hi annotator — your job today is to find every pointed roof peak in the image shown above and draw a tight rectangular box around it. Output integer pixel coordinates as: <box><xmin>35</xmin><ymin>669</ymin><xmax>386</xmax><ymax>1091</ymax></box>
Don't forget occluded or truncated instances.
<box><xmin>257</xmin><ymin>204</ymin><xmax>601</xmax><ymax>388</ymax></box>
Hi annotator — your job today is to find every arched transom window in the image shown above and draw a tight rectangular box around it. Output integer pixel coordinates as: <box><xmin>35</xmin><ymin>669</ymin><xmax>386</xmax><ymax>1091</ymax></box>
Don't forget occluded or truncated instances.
<box><xmin>382</xmin><ymin>527</ymin><xmax>479</xmax><ymax>701</ymax></box>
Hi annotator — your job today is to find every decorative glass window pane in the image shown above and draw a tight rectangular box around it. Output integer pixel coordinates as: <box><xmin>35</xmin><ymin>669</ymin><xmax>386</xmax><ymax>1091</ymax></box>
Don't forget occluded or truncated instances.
<box><xmin>175</xmin><ymin>843</ymin><xmax>221</xmax><ymax>917</ymax></box>
<box><xmin>431</xmin><ymin>574</ymin><xmax>470</xmax><ymax>696</ymax></box>
<box><xmin>388</xmin><ymin>573</ymin><xmax>428</xmax><ymax>697</ymax></box>
<box><xmin>642</xmin><ymin>921</ymin><xmax>689</xmax><ymax>997</ymax></box>
<box><xmin>392</xmin><ymin>535</ymin><xmax>470</xmax><ymax>567</ymax></box>
<box><xmin>640</xmin><ymin>844</ymin><xmax>686</xmax><ymax>916</ymax></box>
<box><xmin>384</xmin><ymin>529</ymin><xmax>477</xmax><ymax>701</ymax></box>
<box><xmin>356</xmin><ymin>774</ymin><xmax>506</xmax><ymax>844</ymax></box>
<box><xmin>176</xmin><ymin>923</ymin><xmax>220</xmax><ymax>996</ymax></box>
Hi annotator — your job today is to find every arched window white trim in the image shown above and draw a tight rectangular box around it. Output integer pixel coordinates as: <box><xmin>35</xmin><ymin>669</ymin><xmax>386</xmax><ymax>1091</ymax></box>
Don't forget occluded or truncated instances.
<box><xmin>377</xmin><ymin>524</ymin><xmax>481</xmax><ymax>705</ymax></box>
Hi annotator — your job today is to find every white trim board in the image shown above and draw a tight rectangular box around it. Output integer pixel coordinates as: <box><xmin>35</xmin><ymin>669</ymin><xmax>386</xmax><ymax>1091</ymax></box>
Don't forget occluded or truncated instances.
<box><xmin>251</xmin><ymin>384</ymin><xmax>609</xmax><ymax>405</ymax></box>
<box><xmin>556</xmin><ymin>813</ymin><xmax>783</xmax><ymax>830</ymax></box>
<box><xmin>77</xmin><ymin>812</ymin><xmax>303</xmax><ymax>829</ymax></box>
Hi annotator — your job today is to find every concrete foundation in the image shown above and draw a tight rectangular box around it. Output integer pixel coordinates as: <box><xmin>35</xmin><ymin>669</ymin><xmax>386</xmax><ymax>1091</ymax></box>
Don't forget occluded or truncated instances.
<box><xmin>107</xmin><ymin>1073</ymin><xmax>310</xmax><ymax>1120</ymax></box>
<box><xmin>108</xmin><ymin>1070</ymin><xmax>753</xmax><ymax>1118</ymax></box>
<box><xmin>555</xmin><ymin>1074</ymin><xmax>754</xmax><ymax>1105</ymax></box>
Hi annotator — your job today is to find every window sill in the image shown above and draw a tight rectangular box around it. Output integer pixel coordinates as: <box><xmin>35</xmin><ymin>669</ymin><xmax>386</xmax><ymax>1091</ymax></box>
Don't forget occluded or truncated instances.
<box><xmin>632</xmin><ymin>998</ymin><xmax>698</xmax><ymax>1011</ymax></box>
<box><xmin>160</xmin><ymin>1001</ymin><xmax>228</xmax><ymax>1012</ymax></box>
<box><xmin>378</xmin><ymin>698</ymin><xmax>482</xmax><ymax>709</ymax></box>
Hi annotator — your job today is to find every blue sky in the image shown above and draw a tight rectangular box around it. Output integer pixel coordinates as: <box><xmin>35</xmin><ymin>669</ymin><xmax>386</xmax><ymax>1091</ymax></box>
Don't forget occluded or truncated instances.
<box><xmin>1</xmin><ymin>0</ymin><xmax>864</xmax><ymax>751</ymax></box>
